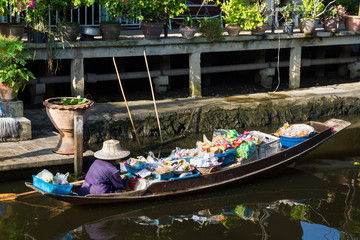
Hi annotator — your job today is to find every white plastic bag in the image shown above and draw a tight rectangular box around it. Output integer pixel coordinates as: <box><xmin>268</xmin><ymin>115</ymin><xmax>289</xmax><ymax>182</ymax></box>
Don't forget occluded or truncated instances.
<box><xmin>53</xmin><ymin>172</ymin><xmax>69</xmax><ymax>185</ymax></box>
<box><xmin>36</xmin><ymin>169</ymin><xmax>54</xmax><ymax>183</ymax></box>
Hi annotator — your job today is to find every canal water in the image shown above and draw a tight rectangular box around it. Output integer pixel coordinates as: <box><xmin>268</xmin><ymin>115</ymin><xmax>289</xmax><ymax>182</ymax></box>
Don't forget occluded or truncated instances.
<box><xmin>1</xmin><ymin>115</ymin><xmax>360</xmax><ymax>240</ymax></box>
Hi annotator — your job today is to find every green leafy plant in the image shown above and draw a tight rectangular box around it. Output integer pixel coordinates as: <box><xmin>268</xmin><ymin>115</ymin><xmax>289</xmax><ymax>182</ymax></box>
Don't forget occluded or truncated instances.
<box><xmin>61</xmin><ymin>97</ymin><xmax>88</xmax><ymax>105</ymax></box>
<box><xmin>199</xmin><ymin>17</ymin><xmax>224</xmax><ymax>42</ymax></box>
<box><xmin>0</xmin><ymin>35</ymin><xmax>35</xmax><ymax>93</ymax></box>
<box><xmin>215</xmin><ymin>0</ymin><xmax>246</xmax><ymax>26</ymax></box>
<box><xmin>98</xmin><ymin>0</ymin><xmax>131</xmax><ymax>23</ymax></box>
<box><xmin>49</xmin><ymin>0</ymin><xmax>95</xmax><ymax>22</ymax></box>
<box><xmin>335</xmin><ymin>0</ymin><xmax>359</xmax><ymax>16</ymax></box>
<box><xmin>321</xmin><ymin>4</ymin><xmax>347</xmax><ymax>20</ymax></box>
<box><xmin>298</xmin><ymin>0</ymin><xmax>336</xmax><ymax>18</ymax></box>
<box><xmin>125</xmin><ymin>0</ymin><xmax>188</xmax><ymax>23</ymax></box>
<box><xmin>182</xmin><ymin>13</ymin><xmax>198</xmax><ymax>27</ymax></box>
<box><xmin>282</xmin><ymin>1</ymin><xmax>299</xmax><ymax>23</ymax></box>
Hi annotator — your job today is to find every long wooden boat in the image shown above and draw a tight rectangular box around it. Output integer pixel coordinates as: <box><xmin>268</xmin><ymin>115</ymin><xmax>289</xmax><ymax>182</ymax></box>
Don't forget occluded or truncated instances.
<box><xmin>25</xmin><ymin>119</ymin><xmax>351</xmax><ymax>205</ymax></box>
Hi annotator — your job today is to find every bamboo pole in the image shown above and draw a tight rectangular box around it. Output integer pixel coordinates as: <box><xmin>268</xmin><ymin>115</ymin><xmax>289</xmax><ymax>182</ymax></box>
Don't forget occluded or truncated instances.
<box><xmin>143</xmin><ymin>50</ymin><xmax>163</xmax><ymax>143</ymax></box>
<box><xmin>112</xmin><ymin>57</ymin><xmax>143</xmax><ymax>153</ymax></box>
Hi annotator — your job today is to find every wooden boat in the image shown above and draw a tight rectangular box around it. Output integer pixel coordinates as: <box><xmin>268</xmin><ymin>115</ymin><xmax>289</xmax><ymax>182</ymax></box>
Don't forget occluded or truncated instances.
<box><xmin>25</xmin><ymin>119</ymin><xmax>351</xmax><ymax>205</ymax></box>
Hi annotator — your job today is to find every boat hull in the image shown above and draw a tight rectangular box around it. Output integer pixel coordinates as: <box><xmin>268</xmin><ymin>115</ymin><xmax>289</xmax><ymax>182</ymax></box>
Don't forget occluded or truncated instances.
<box><xmin>25</xmin><ymin>119</ymin><xmax>350</xmax><ymax>205</ymax></box>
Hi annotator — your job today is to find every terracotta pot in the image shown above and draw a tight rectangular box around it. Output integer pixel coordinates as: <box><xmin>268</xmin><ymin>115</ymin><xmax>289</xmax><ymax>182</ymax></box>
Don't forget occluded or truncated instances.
<box><xmin>322</xmin><ymin>19</ymin><xmax>340</xmax><ymax>32</ymax></box>
<box><xmin>344</xmin><ymin>15</ymin><xmax>360</xmax><ymax>31</ymax></box>
<box><xmin>141</xmin><ymin>22</ymin><xmax>163</xmax><ymax>40</ymax></box>
<box><xmin>43</xmin><ymin>97</ymin><xmax>94</xmax><ymax>155</ymax></box>
<box><xmin>179</xmin><ymin>26</ymin><xmax>198</xmax><ymax>39</ymax></box>
<box><xmin>251</xmin><ymin>22</ymin><xmax>269</xmax><ymax>35</ymax></box>
<box><xmin>0</xmin><ymin>83</ymin><xmax>17</xmax><ymax>102</ymax></box>
<box><xmin>225</xmin><ymin>24</ymin><xmax>241</xmax><ymax>36</ymax></box>
<box><xmin>59</xmin><ymin>24</ymin><xmax>80</xmax><ymax>41</ymax></box>
<box><xmin>283</xmin><ymin>22</ymin><xmax>294</xmax><ymax>35</ymax></box>
<box><xmin>100</xmin><ymin>22</ymin><xmax>121</xmax><ymax>41</ymax></box>
<box><xmin>299</xmin><ymin>18</ymin><xmax>317</xmax><ymax>34</ymax></box>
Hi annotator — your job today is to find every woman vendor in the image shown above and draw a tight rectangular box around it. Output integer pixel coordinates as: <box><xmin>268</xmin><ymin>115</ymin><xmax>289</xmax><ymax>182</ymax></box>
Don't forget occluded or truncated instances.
<box><xmin>79</xmin><ymin>139</ymin><xmax>130</xmax><ymax>196</ymax></box>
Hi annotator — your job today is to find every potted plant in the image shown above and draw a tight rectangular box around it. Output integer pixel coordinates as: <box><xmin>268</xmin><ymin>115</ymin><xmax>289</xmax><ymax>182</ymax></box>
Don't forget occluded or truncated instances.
<box><xmin>321</xmin><ymin>4</ymin><xmax>347</xmax><ymax>32</ymax></box>
<box><xmin>43</xmin><ymin>97</ymin><xmax>94</xmax><ymax>154</ymax></box>
<box><xmin>179</xmin><ymin>13</ymin><xmax>198</xmax><ymax>39</ymax></box>
<box><xmin>1</xmin><ymin>0</ymin><xmax>29</xmax><ymax>40</ymax></box>
<box><xmin>25</xmin><ymin>0</ymin><xmax>51</xmax><ymax>43</ymax></box>
<box><xmin>51</xmin><ymin>0</ymin><xmax>95</xmax><ymax>41</ymax></box>
<box><xmin>341</xmin><ymin>1</ymin><xmax>359</xmax><ymax>31</ymax></box>
<box><xmin>199</xmin><ymin>17</ymin><xmax>224</xmax><ymax>42</ymax></box>
<box><xmin>0</xmin><ymin>35</ymin><xmax>35</xmax><ymax>101</ymax></box>
<box><xmin>215</xmin><ymin>0</ymin><xmax>245</xmax><ymax>36</ymax></box>
<box><xmin>126</xmin><ymin>0</ymin><xmax>188</xmax><ymax>40</ymax></box>
<box><xmin>297</xmin><ymin>0</ymin><xmax>334</xmax><ymax>34</ymax></box>
<box><xmin>281</xmin><ymin>1</ymin><xmax>298</xmax><ymax>35</ymax></box>
<box><xmin>98</xmin><ymin>0</ymin><xmax>130</xmax><ymax>40</ymax></box>
<box><xmin>250</xmin><ymin>1</ymin><xmax>271</xmax><ymax>35</ymax></box>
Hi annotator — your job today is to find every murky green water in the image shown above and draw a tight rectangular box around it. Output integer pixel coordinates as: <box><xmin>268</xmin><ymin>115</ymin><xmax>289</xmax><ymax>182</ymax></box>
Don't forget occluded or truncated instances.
<box><xmin>1</xmin><ymin>115</ymin><xmax>360</xmax><ymax>240</ymax></box>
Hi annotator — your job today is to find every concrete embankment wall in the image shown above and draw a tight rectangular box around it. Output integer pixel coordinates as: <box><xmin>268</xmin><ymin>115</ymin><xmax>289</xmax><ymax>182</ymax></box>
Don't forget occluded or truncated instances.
<box><xmin>82</xmin><ymin>83</ymin><xmax>360</xmax><ymax>145</ymax></box>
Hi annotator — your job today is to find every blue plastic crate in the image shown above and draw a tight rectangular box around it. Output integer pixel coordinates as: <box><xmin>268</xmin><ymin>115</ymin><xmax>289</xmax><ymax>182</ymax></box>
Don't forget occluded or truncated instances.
<box><xmin>169</xmin><ymin>170</ymin><xmax>201</xmax><ymax>181</ymax></box>
<box><xmin>280</xmin><ymin>134</ymin><xmax>312</xmax><ymax>149</ymax></box>
<box><xmin>32</xmin><ymin>175</ymin><xmax>73</xmax><ymax>195</ymax></box>
<box><xmin>152</xmin><ymin>171</ymin><xmax>174</xmax><ymax>180</ymax></box>
<box><xmin>216</xmin><ymin>148</ymin><xmax>237</xmax><ymax>166</ymax></box>
<box><xmin>124</xmin><ymin>163</ymin><xmax>148</xmax><ymax>175</ymax></box>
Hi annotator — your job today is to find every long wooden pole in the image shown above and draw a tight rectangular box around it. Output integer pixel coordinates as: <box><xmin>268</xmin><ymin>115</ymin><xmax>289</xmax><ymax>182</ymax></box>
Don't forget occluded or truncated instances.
<box><xmin>112</xmin><ymin>57</ymin><xmax>143</xmax><ymax>153</ymax></box>
<box><xmin>143</xmin><ymin>50</ymin><xmax>163</xmax><ymax>143</ymax></box>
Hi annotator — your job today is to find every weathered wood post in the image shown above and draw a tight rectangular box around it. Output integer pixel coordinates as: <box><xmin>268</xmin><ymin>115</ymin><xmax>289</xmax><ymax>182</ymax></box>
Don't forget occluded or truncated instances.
<box><xmin>71</xmin><ymin>58</ymin><xmax>85</xmax><ymax>97</ymax></box>
<box><xmin>189</xmin><ymin>52</ymin><xmax>202</xmax><ymax>97</ymax></box>
<box><xmin>74</xmin><ymin>112</ymin><xmax>83</xmax><ymax>178</ymax></box>
<box><xmin>289</xmin><ymin>44</ymin><xmax>302</xmax><ymax>89</ymax></box>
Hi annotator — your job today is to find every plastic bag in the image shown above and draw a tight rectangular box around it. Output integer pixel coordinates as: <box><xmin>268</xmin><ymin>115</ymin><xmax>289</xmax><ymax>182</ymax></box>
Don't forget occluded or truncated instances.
<box><xmin>53</xmin><ymin>172</ymin><xmax>69</xmax><ymax>185</ymax></box>
<box><xmin>36</xmin><ymin>169</ymin><xmax>54</xmax><ymax>183</ymax></box>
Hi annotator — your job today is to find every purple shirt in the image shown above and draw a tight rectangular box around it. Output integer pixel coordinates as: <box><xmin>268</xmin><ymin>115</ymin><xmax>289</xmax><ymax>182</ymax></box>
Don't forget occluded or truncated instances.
<box><xmin>79</xmin><ymin>159</ymin><xmax>125</xmax><ymax>196</ymax></box>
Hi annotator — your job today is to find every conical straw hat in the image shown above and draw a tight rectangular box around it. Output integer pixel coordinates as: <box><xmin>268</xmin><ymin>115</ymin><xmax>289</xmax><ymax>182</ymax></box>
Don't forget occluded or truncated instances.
<box><xmin>94</xmin><ymin>139</ymin><xmax>130</xmax><ymax>160</ymax></box>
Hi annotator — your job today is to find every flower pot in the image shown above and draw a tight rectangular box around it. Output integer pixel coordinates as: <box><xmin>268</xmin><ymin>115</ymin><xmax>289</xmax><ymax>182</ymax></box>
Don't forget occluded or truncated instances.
<box><xmin>1</xmin><ymin>23</ymin><xmax>25</xmax><ymax>40</ymax></box>
<box><xmin>283</xmin><ymin>22</ymin><xmax>294</xmax><ymax>35</ymax></box>
<box><xmin>251</xmin><ymin>22</ymin><xmax>269</xmax><ymax>35</ymax></box>
<box><xmin>141</xmin><ymin>22</ymin><xmax>163</xmax><ymax>40</ymax></box>
<box><xmin>344</xmin><ymin>15</ymin><xmax>360</xmax><ymax>31</ymax></box>
<box><xmin>43</xmin><ymin>97</ymin><xmax>94</xmax><ymax>155</ymax></box>
<box><xmin>225</xmin><ymin>24</ymin><xmax>241</xmax><ymax>36</ymax></box>
<box><xmin>322</xmin><ymin>19</ymin><xmax>340</xmax><ymax>32</ymax></box>
<box><xmin>32</xmin><ymin>31</ymin><xmax>47</xmax><ymax>43</ymax></box>
<box><xmin>299</xmin><ymin>18</ymin><xmax>317</xmax><ymax>34</ymax></box>
<box><xmin>59</xmin><ymin>24</ymin><xmax>80</xmax><ymax>41</ymax></box>
<box><xmin>0</xmin><ymin>83</ymin><xmax>17</xmax><ymax>102</ymax></box>
<box><xmin>179</xmin><ymin>26</ymin><xmax>198</xmax><ymax>39</ymax></box>
<box><xmin>100</xmin><ymin>22</ymin><xmax>121</xmax><ymax>41</ymax></box>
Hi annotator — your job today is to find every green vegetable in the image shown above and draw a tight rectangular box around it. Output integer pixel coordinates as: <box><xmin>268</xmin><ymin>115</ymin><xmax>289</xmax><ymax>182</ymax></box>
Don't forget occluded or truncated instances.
<box><xmin>61</xmin><ymin>98</ymin><xmax>87</xmax><ymax>105</ymax></box>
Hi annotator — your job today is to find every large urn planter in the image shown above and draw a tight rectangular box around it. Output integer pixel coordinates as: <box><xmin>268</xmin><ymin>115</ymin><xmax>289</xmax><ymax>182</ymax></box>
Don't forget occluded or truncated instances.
<box><xmin>32</xmin><ymin>31</ymin><xmax>47</xmax><ymax>43</ymax></box>
<box><xmin>141</xmin><ymin>22</ymin><xmax>163</xmax><ymax>40</ymax></box>
<box><xmin>0</xmin><ymin>83</ymin><xmax>17</xmax><ymax>102</ymax></box>
<box><xmin>299</xmin><ymin>18</ymin><xmax>317</xmax><ymax>34</ymax></box>
<box><xmin>179</xmin><ymin>26</ymin><xmax>198</xmax><ymax>39</ymax></box>
<box><xmin>43</xmin><ymin>97</ymin><xmax>94</xmax><ymax>155</ymax></box>
<box><xmin>100</xmin><ymin>22</ymin><xmax>121</xmax><ymax>41</ymax></box>
<box><xmin>344</xmin><ymin>16</ymin><xmax>360</xmax><ymax>31</ymax></box>
<box><xmin>225</xmin><ymin>24</ymin><xmax>241</xmax><ymax>36</ymax></box>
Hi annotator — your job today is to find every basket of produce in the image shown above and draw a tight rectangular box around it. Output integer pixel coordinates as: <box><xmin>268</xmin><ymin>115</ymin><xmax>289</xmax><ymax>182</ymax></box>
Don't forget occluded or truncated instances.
<box><xmin>152</xmin><ymin>166</ymin><xmax>174</xmax><ymax>180</ymax></box>
<box><xmin>275</xmin><ymin>123</ymin><xmax>315</xmax><ymax>148</ymax></box>
<box><xmin>124</xmin><ymin>158</ymin><xmax>149</xmax><ymax>174</ymax></box>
